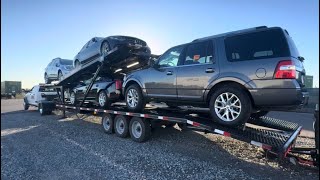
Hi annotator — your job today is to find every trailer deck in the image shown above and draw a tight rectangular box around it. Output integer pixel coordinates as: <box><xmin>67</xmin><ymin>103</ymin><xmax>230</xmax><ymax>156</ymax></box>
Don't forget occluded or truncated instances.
<box><xmin>55</xmin><ymin>103</ymin><xmax>302</xmax><ymax>156</ymax></box>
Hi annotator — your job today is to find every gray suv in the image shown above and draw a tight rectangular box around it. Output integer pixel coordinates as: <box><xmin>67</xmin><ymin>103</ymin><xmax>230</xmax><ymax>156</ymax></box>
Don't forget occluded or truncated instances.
<box><xmin>123</xmin><ymin>26</ymin><xmax>309</xmax><ymax>126</ymax></box>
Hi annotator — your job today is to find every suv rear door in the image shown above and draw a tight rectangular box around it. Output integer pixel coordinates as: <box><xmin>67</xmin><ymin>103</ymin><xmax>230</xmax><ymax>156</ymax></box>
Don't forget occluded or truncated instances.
<box><xmin>176</xmin><ymin>40</ymin><xmax>219</xmax><ymax>101</ymax></box>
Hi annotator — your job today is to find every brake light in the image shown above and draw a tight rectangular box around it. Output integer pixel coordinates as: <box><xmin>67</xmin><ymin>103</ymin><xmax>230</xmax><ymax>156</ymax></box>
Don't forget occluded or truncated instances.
<box><xmin>115</xmin><ymin>80</ymin><xmax>122</xmax><ymax>90</ymax></box>
<box><xmin>274</xmin><ymin>60</ymin><xmax>296</xmax><ymax>79</ymax></box>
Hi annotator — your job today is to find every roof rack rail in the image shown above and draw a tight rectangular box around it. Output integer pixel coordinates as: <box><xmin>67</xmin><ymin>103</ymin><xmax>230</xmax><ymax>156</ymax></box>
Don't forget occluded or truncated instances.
<box><xmin>255</xmin><ymin>26</ymin><xmax>268</xmax><ymax>29</ymax></box>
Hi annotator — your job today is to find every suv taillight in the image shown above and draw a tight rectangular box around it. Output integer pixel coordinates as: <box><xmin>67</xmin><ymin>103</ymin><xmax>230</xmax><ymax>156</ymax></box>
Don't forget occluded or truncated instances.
<box><xmin>274</xmin><ymin>60</ymin><xmax>296</xmax><ymax>79</ymax></box>
<box><xmin>115</xmin><ymin>80</ymin><xmax>122</xmax><ymax>90</ymax></box>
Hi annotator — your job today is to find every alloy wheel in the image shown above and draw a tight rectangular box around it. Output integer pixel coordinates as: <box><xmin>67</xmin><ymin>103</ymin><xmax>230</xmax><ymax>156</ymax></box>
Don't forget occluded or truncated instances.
<box><xmin>127</xmin><ymin>89</ymin><xmax>139</xmax><ymax>108</ymax></box>
<box><xmin>99</xmin><ymin>92</ymin><xmax>106</xmax><ymax>107</ymax></box>
<box><xmin>214</xmin><ymin>92</ymin><xmax>242</xmax><ymax>122</ymax></box>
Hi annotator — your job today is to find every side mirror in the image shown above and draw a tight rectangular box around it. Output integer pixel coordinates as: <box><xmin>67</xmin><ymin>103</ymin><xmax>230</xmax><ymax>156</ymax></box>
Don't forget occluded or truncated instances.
<box><xmin>56</xmin><ymin>63</ymin><xmax>60</xmax><ymax>67</ymax></box>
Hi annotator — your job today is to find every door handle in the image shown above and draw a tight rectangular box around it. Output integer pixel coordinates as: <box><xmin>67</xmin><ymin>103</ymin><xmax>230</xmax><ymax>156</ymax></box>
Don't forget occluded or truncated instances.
<box><xmin>167</xmin><ymin>71</ymin><xmax>173</xmax><ymax>75</ymax></box>
<box><xmin>205</xmin><ymin>68</ymin><xmax>214</xmax><ymax>73</ymax></box>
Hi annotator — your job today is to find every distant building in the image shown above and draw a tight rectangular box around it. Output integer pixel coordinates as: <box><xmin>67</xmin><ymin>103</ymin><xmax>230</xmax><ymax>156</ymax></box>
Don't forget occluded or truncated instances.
<box><xmin>304</xmin><ymin>75</ymin><xmax>313</xmax><ymax>88</ymax></box>
<box><xmin>1</xmin><ymin>81</ymin><xmax>22</xmax><ymax>94</ymax></box>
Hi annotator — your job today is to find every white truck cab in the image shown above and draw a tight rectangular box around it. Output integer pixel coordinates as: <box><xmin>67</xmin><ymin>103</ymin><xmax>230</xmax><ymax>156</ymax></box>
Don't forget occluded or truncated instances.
<box><xmin>24</xmin><ymin>84</ymin><xmax>57</xmax><ymax>110</ymax></box>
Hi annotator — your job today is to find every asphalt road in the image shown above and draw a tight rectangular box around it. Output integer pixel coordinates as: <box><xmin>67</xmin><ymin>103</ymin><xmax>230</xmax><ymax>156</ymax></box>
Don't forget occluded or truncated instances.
<box><xmin>1</xmin><ymin>99</ymin><xmax>319</xmax><ymax>179</ymax></box>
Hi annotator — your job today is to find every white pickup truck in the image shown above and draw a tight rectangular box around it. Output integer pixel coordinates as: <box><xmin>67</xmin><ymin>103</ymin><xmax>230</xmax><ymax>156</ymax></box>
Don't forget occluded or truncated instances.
<box><xmin>23</xmin><ymin>84</ymin><xmax>57</xmax><ymax>114</ymax></box>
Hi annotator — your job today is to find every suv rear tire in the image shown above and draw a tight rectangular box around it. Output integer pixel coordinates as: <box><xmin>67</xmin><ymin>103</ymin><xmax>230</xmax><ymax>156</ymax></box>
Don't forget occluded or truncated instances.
<box><xmin>125</xmin><ymin>84</ymin><xmax>145</xmax><ymax>112</ymax></box>
<box><xmin>209</xmin><ymin>84</ymin><xmax>252</xmax><ymax>126</ymax></box>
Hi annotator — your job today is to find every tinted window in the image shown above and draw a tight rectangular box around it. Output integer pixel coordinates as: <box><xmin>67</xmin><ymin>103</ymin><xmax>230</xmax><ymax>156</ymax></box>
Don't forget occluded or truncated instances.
<box><xmin>158</xmin><ymin>46</ymin><xmax>184</xmax><ymax>67</ymax></box>
<box><xmin>59</xmin><ymin>59</ymin><xmax>73</xmax><ymax>65</ymax></box>
<box><xmin>80</xmin><ymin>41</ymin><xmax>89</xmax><ymax>52</ymax></box>
<box><xmin>184</xmin><ymin>42</ymin><xmax>207</xmax><ymax>65</ymax></box>
<box><xmin>39</xmin><ymin>87</ymin><xmax>55</xmax><ymax>92</ymax></box>
<box><xmin>286</xmin><ymin>34</ymin><xmax>300</xmax><ymax>58</ymax></box>
<box><xmin>224</xmin><ymin>29</ymin><xmax>290</xmax><ymax>61</ymax></box>
<box><xmin>183</xmin><ymin>41</ymin><xmax>214</xmax><ymax>65</ymax></box>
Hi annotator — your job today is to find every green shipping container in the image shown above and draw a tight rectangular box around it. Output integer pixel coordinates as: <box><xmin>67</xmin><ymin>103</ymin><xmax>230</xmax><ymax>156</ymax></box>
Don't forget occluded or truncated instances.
<box><xmin>1</xmin><ymin>81</ymin><xmax>22</xmax><ymax>94</ymax></box>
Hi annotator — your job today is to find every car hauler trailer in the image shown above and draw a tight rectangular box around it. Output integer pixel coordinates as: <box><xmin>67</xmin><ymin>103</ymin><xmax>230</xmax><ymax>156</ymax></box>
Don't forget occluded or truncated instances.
<box><xmin>40</xmin><ymin>46</ymin><xmax>319</xmax><ymax>168</ymax></box>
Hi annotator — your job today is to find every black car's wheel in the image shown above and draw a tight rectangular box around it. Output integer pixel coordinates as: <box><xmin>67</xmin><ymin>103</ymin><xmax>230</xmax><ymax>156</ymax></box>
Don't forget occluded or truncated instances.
<box><xmin>98</xmin><ymin>90</ymin><xmax>110</xmax><ymax>108</ymax></box>
<box><xmin>251</xmin><ymin>111</ymin><xmax>269</xmax><ymax>119</ymax></box>
<box><xmin>125</xmin><ymin>84</ymin><xmax>146</xmax><ymax>112</ymax></box>
<box><xmin>58</xmin><ymin>71</ymin><xmax>63</xmax><ymax>81</ymax></box>
<box><xmin>70</xmin><ymin>91</ymin><xmax>77</xmax><ymax>105</ymax></box>
<box><xmin>74</xmin><ymin>60</ymin><xmax>81</xmax><ymax>68</ymax></box>
<box><xmin>23</xmin><ymin>98</ymin><xmax>29</xmax><ymax>110</ymax></box>
<box><xmin>100</xmin><ymin>41</ymin><xmax>111</xmax><ymax>56</ymax></box>
<box><xmin>44</xmin><ymin>73</ymin><xmax>51</xmax><ymax>84</ymax></box>
<box><xmin>209</xmin><ymin>84</ymin><xmax>252</xmax><ymax>126</ymax></box>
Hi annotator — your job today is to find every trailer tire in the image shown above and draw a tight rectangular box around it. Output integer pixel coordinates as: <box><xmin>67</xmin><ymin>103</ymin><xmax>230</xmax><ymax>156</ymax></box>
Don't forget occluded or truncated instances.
<box><xmin>129</xmin><ymin>117</ymin><xmax>151</xmax><ymax>143</ymax></box>
<box><xmin>23</xmin><ymin>98</ymin><xmax>29</xmax><ymax>110</ymax></box>
<box><xmin>114</xmin><ymin>115</ymin><xmax>130</xmax><ymax>138</ymax></box>
<box><xmin>102</xmin><ymin>114</ymin><xmax>114</xmax><ymax>134</ymax></box>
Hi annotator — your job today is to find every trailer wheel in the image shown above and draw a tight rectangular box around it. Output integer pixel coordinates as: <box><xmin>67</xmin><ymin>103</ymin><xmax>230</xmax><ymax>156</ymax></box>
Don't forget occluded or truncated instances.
<box><xmin>114</xmin><ymin>115</ymin><xmax>130</xmax><ymax>138</ymax></box>
<box><xmin>102</xmin><ymin>114</ymin><xmax>114</xmax><ymax>134</ymax></box>
<box><xmin>129</xmin><ymin>117</ymin><xmax>151</xmax><ymax>142</ymax></box>
<box><xmin>23</xmin><ymin>98</ymin><xmax>29</xmax><ymax>110</ymax></box>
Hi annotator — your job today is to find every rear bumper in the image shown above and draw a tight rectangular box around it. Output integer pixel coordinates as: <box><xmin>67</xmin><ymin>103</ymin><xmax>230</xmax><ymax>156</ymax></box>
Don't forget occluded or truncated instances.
<box><xmin>249</xmin><ymin>88</ymin><xmax>309</xmax><ymax>109</ymax></box>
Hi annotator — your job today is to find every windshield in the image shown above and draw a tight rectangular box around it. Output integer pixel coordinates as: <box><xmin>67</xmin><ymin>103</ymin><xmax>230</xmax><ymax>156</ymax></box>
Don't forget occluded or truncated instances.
<box><xmin>39</xmin><ymin>87</ymin><xmax>56</xmax><ymax>92</ymax></box>
<box><xmin>60</xmin><ymin>59</ymin><xmax>73</xmax><ymax>65</ymax></box>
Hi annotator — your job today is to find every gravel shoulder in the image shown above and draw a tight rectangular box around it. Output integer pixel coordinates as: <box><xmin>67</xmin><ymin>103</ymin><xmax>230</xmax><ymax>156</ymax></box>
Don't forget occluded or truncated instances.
<box><xmin>1</xmin><ymin>99</ymin><xmax>319</xmax><ymax>179</ymax></box>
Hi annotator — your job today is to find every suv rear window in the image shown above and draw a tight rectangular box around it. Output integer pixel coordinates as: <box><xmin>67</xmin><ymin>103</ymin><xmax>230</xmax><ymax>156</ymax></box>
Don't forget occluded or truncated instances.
<box><xmin>224</xmin><ymin>29</ymin><xmax>290</xmax><ymax>61</ymax></box>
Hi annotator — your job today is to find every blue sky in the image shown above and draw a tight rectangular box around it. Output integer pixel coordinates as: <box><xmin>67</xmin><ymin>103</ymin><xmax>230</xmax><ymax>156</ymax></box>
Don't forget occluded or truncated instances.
<box><xmin>1</xmin><ymin>0</ymin><xmax>319</xmax><ymax>88</ymax></box>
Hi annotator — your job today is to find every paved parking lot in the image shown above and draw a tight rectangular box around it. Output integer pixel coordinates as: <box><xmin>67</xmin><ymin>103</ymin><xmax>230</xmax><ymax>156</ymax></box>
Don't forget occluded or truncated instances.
<box><xmin>1</xmin><ymin>99</ymin><xmax>319</xmax><ymax>179</ymax></box>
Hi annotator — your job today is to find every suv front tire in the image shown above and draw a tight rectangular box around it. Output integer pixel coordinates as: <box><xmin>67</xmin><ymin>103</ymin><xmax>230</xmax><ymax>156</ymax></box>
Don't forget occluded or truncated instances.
<box><xmin>125</xmin><ymin>84</ymin><xmax>146</xmax><ymax>112</ymax></box>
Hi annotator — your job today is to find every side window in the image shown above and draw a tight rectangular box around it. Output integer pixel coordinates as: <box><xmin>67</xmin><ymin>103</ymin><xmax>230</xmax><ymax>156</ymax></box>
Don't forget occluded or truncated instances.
<box><xmin>183</xmin><ymin>41</ymin><xmax>214</xmax><ymax>65</ymax></box>
<box><xmin>157</xmin><ymin>46</ymin><xmax>184</xmax><ymax>67</ymax></box>
<box><xmin>206</xmin><ymin>41</ymin><xmax>214</xmax><ymax>63</ymax></box>
<box><xmin>87</xmin><ymin>38</ymin><xmax>96</xmax><ymax>48</ymax></box>
<box><xmin>32</xmin><ymin>86</ymin><xmax>38</xmax><ymax>92</ymax></box>
<box><xmin>80</xmin><ymin>41</ymin><xmax>90</xmax><ymax>52</ymax></box>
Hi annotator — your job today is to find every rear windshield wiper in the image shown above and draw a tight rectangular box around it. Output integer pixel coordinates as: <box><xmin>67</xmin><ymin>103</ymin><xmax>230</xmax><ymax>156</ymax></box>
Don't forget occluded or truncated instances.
<box><xmin>298</xmin><ymin>56</ymin><xmax>305</xmax><ymax>62</ymax></box>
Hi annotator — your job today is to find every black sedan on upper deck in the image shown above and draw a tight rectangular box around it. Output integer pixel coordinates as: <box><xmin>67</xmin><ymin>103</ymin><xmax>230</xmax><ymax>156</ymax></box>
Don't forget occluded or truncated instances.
<box><xmin>73</xmin><ymin>36</ymin><xmax>151</xmax><ymax>68</ymax></box>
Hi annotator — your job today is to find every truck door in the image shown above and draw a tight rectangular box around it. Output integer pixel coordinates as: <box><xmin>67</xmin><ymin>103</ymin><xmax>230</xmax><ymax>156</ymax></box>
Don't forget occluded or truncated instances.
<box><xmin>27</xmin><ymin>85</ymin><xmax>39</xmax><ymax>106</ymax></box>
